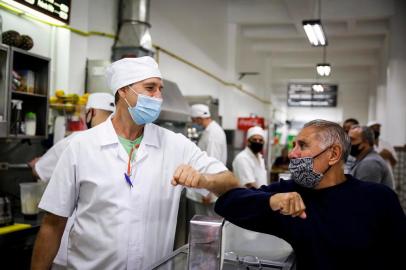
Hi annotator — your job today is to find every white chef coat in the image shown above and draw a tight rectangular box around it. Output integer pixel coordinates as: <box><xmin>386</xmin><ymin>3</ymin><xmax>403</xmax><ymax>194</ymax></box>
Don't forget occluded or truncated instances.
<box><xmin>35</xmin><ymin>132</ymin><xmax>80</xmax><ymax>267</ymax></box>
<box><xmin>39</xmin><ymin>118</ymin><xmax>227</xmax><ymax>270</ymax></box>
<box><xmin>232</xmin><ymin>147</ymin><xmax>267</xmax><ymax>187</ymax></box>
<box><xmin>35</xmin><ymin>132</ymin><xmax>79</xmax><ymax>182</ymax></box>
<box><xmin>186</xmin><ymin>120</ymin><xmax>227</xmax><ymax>203</ymax></box>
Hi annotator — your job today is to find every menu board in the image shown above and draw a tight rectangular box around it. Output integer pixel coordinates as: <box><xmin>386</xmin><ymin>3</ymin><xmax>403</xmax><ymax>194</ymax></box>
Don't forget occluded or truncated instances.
<box><xmin>287</xmin><ymin>83</ymin><xmax>338</xmax><ymax>107</ymax></box>
<box><xmin>14</xmin><ymin>0</ymin><xmax>71</xmax><ymax>24</ymax></box>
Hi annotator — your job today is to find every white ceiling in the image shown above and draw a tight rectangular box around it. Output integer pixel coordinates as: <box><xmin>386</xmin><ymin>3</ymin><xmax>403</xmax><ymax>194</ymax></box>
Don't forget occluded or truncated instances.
<box><xmin>227</xmin><ymin>0</ymin><xmax>394</xmax><ymax>104</ymax></box>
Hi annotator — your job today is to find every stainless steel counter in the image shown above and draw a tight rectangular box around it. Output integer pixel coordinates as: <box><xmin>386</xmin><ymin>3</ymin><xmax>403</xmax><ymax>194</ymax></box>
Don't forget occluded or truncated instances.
<box><xmin>150</xmin><ymin>216</ymin><xmax>295</xmax><ymax>270</ymax></box>
<box><xmin>149</xmin><ymin>245</ymin><xmax>295</xmax><ymax>270</ymax></box>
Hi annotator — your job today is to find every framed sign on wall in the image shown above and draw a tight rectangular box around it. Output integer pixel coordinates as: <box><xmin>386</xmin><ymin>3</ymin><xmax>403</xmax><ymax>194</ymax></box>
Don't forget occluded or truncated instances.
<box><xmin>13</xmin><ymin>0</ymin><xmax>71</xmax><ymax>24</ymax></box>
<box><xmin>287</xmin><ymin>83</ymin><xmax>338</xmax><ymax>107</ymax></box>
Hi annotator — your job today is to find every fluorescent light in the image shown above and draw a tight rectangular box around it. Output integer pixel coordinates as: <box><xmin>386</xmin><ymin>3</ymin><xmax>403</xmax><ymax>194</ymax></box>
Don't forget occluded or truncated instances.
<box><xmin>1</xmin><ymin>0</ymin><xmax>67</xmax><ymax>26</ymax></box>
<box><xmin>302</xmin><ymin>20</ymin><xmax>327</xmax><ymax>47</ymax></box>
<box><xmin>303</xmin><ymin>24</ymin><xmax>319</xmax><ymax>46</ymax></box>
<box><xmin>316</xmin><ymin>63</ymin><xmax>331</xmax><ymax>76</ymax></box>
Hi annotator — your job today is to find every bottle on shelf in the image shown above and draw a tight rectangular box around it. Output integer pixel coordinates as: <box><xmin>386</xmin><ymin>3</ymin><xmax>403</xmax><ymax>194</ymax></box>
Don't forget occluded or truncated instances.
<box><xmin>10</xmin><ymin>99</ymin><xmax>23</xmax><ymax>135</ymax></box>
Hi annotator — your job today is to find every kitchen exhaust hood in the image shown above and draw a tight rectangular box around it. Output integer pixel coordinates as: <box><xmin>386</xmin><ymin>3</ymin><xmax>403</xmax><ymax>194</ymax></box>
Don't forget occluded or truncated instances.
<box><xmin>158</xmin><ymin>80</ymin><xmax>190</xmax><ymax>123</ymax></box>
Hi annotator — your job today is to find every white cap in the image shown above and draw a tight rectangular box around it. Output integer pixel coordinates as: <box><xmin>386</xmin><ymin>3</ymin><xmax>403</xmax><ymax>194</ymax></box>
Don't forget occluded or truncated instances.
<box><xmin>367</xmin><ymin>120</ymin><xmax>381</xmax><ymax>127</ymax></box>
<box><xmin>247</xmin><ymin>126</ymin><xmax>265</xmax><ymax>139</ymax></box>
<box><xmin>190</xmin><ymin>104</ymin><xmax>211</xmax><ymax>118</ymax></box>
<box><xmin>105</xmin><ymin>56</ymin><xmax>162</xmax><ymax>94</ymax></box>
<box><xmin>86</xmin><ymin>93</ymin><xmax>115</xmax><ymax>112</ymax></box>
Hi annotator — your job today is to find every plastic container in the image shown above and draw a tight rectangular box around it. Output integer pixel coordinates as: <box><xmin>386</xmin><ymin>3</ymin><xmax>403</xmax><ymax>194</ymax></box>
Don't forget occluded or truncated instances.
<box><xmin>19</xmin><ymin>182</ymin><xmax>46</xmax><ymax>217</ymax></box>
<box><xmin>25</xmin><ymin>112</ymin><xmax>36</xmax><ymax>136</ymax></box>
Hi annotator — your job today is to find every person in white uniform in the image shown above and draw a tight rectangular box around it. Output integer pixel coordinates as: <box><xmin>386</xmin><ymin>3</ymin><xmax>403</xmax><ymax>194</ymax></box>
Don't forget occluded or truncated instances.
<box><xmin>29</xmin><ymin>92</ymin><xmax>115</xmax><ymax>182</ymax></box>
<box><xmin>31</xmin><ymin>56</ymin><xmax>238</xmax><ymax>270</ymax></box>
<box><xmin>367</xmin><ymin>120</ymin><xmax>398</xmax><ymax>169</ymax></box>
<box><xmin>187</xmin><ymin>104</ymin><xmax>228</xmax><ymax>216</ymax></box>
<box><xmin>232</xmin><ymin>126</ymin><xmax>268</xmax><ymax>188</ymax></box>
<box><xmin>28</xmin><ymin>93</ymin><xmax>114</xmax><ymax>269</ymax></box>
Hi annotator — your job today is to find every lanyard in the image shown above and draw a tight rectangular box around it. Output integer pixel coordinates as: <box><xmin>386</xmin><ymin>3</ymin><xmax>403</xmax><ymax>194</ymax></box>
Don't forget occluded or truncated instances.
<box><xmin>124</xmin><ymin>143</ymin><xmax>140</xmax><ymax>188</ymax></box>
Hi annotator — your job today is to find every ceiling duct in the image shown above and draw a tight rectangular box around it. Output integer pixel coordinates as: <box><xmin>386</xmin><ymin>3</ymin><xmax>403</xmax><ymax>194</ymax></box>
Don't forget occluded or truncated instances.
<box><xmin>112</xmin><ymin>0</ymin><xmax>153</xmax><ymax>61</ymax></box>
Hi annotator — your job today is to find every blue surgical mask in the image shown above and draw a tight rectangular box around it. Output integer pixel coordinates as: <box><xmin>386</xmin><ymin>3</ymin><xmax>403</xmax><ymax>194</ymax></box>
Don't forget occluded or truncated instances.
<box><xmin>124</xmin><ymin>86</ymin><xmax>163</xmax><ymax>125</ymax></box>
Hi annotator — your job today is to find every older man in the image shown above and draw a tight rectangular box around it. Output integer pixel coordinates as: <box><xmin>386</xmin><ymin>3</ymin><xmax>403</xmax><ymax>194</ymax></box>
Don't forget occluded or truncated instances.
<box><xmin>215</xmin><ymin>119</ymin><xmax>406</xmax><ymax>270</ymax></box>
<box><xmin>31</xmin><ymin>57</ymin><xmax>238</xmax><ymax>270</ymax></box>
<box><xmin>233</xmin><ymin>126</ymin><xmax>267</xmax><ymax>188</ymax></box>
<box><xmin>349</xmin><ymin>125</ymin><xmax>394</xmax><ymax>189</ymax></box>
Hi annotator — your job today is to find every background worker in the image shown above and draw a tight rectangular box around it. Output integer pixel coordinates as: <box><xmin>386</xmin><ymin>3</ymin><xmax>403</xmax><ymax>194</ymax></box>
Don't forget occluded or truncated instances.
<box><xmin>233</xmin><ymin>126</ymin><xmax>267</xmax><ymax>188</ymax></box>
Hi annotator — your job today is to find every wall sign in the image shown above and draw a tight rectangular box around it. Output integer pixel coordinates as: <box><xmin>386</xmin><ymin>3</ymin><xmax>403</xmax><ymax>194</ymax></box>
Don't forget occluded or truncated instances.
<box><xmin>14</xmin><ymin>0</ymin><xmax>71</xmax><ymax>24</ymax></box>
<box><xmin>287</xmin><ymin>83</ymin><xmax>338</xmax><ymax>107</ymax></box>
<box><xmin>237</xmin><ymin>117</ymin><xmax>265</xmax><ymax>131</ymax></box>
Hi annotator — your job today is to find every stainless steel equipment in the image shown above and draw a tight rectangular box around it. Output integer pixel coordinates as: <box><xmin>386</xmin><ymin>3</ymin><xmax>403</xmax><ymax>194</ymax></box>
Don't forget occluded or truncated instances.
<box><xmin>0</xmin><ymin>196</ymin><xmax>13</xmax><ymax>227</ymax></box>
<box><xmin>188</xmin><ymin>215</ymin><xmax>224</xmax><ymax>270</ymax></box>
<box><xmin>113</xmin><ymin>0</ymin><xmax>153</xmax><ymax>60</ymax></box>
<box><xmin>158</xmin><ymin>80</ymin><xmax>191</xmax><ymax>124</ymax></box>
<box><xmin>149</xmin><ymin>216</ymin><xmax>295</xmax><ymax>270</ymax></box>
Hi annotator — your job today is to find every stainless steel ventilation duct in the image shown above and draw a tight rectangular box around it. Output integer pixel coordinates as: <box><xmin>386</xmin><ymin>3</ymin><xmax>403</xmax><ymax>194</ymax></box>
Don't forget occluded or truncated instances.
<box><xmin>112</xmin><ymin>0</ymin><xmax>153</xmax><ymax>61</ymax></box>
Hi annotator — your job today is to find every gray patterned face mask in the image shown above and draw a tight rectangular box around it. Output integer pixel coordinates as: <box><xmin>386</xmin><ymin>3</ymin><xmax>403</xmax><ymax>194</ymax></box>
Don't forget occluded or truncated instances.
<box><xmin>288</xmin><ymin>147</ymin><xmax>332</xmax><ymax>188</ymax></box>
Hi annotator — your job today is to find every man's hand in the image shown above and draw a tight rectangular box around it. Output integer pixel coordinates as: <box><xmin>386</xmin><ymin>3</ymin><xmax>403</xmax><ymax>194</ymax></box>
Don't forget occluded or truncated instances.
<box><xmin>171</xmin><ymin>164</ymin><xmax>207</xmax><ymax>188</ymax></box>
<box><xmin>269</xmin><ymin>192</ymin><xmax>307</xmax><ymax>219</ymax></box>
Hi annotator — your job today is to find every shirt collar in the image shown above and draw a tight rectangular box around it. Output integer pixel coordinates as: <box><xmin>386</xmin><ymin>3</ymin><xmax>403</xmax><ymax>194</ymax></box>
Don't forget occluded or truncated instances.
<box><xmin>98</xmin><ymin>116</ymin><xmax>161</xmax><ymax>148</ymax></box>
<box><xmin>244</xmin><ymin>146</ymin><xmax>261</xmax><ymax>159</ymax></box>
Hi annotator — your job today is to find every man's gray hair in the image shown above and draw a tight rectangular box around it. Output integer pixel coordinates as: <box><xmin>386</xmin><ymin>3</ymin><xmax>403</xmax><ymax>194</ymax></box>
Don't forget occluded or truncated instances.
<box><xmin>304</xmin><ymin>119</ymin><xmax>351</xmax><ymax>161</ymax></box>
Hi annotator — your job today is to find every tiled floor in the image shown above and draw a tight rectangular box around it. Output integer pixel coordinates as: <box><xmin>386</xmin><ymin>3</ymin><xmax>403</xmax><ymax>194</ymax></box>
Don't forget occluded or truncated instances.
<box><xmin>394</xmin><ymin>146</ymin><xmax>406</xmax><ymax>211</ymax></box>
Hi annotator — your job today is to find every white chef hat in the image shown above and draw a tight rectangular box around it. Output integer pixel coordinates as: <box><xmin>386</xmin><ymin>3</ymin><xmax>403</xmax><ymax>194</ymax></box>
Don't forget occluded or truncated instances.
<box><xmin>247</xmin><ymin>126</ymin><xmax>265</xmax><ymax>139</ymax></box>
<box><xmin>190</xmin><ymin>104</ymin><xmax>211</xmax><ymax>118</ymax></box>
<box><xmin>367</xmin><ymin>120</ymin><xmax>381</xmax><ymax>127</ymax></box>
<box><xmin>86</xmin><ymin>92</ymin><xmax>115</xmax><ymax>112</ymax></box>
<box><xmin>105</xmin><ymin>56</ymin><xmax>162</xmax><ymax>94</ymax></box>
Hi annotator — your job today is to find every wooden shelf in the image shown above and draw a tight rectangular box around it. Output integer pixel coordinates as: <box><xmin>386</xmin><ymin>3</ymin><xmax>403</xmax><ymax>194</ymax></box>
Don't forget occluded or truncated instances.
<box><xmin>11</xmin><ymin>91</ymin><xmax>47</xmax><ymax>98</ymax></box>
<box><xmin>7</xmin><ymin>134</ymin><xmax>46</xmax><ymax>140</ymax></box>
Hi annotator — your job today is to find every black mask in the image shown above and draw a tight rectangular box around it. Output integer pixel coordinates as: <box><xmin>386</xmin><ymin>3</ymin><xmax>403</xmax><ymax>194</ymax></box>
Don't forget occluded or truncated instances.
<box><xmin>350</xmin><ymin>143</ymin><xmax>362</xmax><ymax>157</ymax></box>
<box><xmin>249</xmin><ymin>141</ymin><xmax>264</xmax><ymax>154</ymax></box>
<box><xmin>373</xmin><ymin>131</ymin><xmax>380</xmax><ymax>140</ymax></box>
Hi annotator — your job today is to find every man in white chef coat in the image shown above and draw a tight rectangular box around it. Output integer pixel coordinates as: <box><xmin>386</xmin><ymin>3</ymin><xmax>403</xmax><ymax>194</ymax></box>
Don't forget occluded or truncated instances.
<box><xmin>31</xmin><ymin>56</ymin><xmax>238</xmax><ymax>270</ymax></box>
<box><xmin>28</xmin><ymin>92</ymin><xmax>114</xmax><ymax>269</ymax></box>
<box><xmin>29</xmin><ymin>92</ymin><xmax>115</xmax><ymax>183</ymax></box>
<box><xmin>233</xmin><ymin>126</ymin><xmax>268</xmax><ymax>188</ymax></box>
<box><xmin>187</xmin><ymin>104</ymin><xmax>228</xmax><ymax>216</ymax></box>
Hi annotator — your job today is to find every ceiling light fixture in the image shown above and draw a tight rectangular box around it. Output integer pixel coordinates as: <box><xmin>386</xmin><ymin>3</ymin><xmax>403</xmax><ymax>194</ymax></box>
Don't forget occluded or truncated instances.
<box><xmin>302</xmin><ymin>0</ymin><xmax>327</xmax><ymax>47</ymax></box>
<box><xmin>316</xmin><ymin>45</ymin><xmax>331</xmax><ymax>76</ymax></box>
<box><xmin>316</xmin><ymin>63</ymin><xmax>331</xmax><ymax>76</ymax></box>
<box><xmin>302</xmin><ymin>20</ymin><xmax>327</xmax><ymax>47</ymax></box>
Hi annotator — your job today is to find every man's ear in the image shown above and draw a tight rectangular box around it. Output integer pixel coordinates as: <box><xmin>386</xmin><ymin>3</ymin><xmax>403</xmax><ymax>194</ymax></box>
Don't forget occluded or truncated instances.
<box><xmin>117</xmin><ymin>88</ymin><xmax>127</xmax><ymax>99</ymax></box>
<box><xmin>328</xmin><ymin>144</ymin><xmax>342</xmax><ymax>165</ymax></box>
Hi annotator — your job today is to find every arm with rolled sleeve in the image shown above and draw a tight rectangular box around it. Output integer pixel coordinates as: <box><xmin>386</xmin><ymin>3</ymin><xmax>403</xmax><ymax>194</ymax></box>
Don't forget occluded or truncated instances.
<box><xmin>182</xmin><ymin>135</ymin><xmax>239</xmax><ymax>196</ymax></box>
<box><xmin>32</xmin><ymin>143</ymin><xmax>79</xmax><ymax>269</ymax></box>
